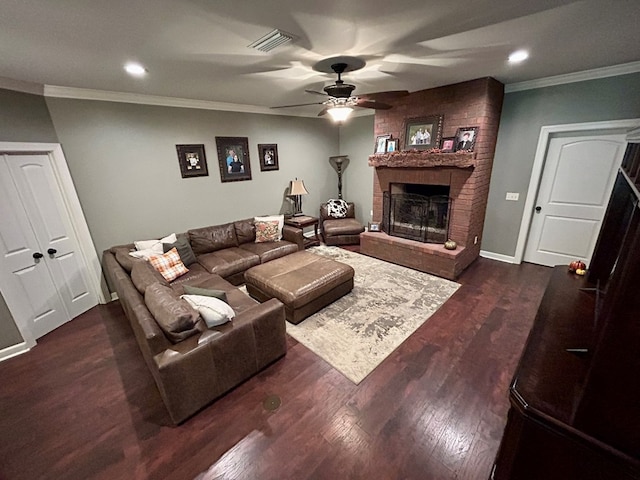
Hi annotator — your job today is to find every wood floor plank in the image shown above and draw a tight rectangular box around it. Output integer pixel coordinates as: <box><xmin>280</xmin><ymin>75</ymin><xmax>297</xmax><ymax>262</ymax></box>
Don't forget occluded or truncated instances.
<box><xmin>0</xmin><ymin>257</ymin><xmax>552</xmax><ymax>480</ymax></box>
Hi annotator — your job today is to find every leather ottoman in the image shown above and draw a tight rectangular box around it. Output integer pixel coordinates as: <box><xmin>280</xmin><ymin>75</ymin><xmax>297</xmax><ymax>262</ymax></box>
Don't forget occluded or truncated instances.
<box><xmin>244</xmin><ymin>251</ymin><xmax>354</xmax><ymax>324</ymax></box>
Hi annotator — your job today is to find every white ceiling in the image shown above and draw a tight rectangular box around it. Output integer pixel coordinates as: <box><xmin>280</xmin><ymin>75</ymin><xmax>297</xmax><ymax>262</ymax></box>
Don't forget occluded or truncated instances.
<box><xmin>2</xmin><ymin>0</ymin><xmax>640</xmax><ymax>116</ymax></box>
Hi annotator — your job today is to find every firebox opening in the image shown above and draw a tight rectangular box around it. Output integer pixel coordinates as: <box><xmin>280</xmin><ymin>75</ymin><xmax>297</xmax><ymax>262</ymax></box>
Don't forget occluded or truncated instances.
<box><xmin>383</xmin><ymin>183</ymin><xmax>451</xmax><ymax>244</ymax></box>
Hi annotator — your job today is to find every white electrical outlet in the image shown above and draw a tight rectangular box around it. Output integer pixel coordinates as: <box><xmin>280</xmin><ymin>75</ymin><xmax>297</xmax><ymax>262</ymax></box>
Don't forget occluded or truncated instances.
<box><xmin>370</xmin><ymin>210</ymin><xmax>374</xmax><ymax>217</ymax></box>
<box><xmin>506</xmin><ymin>192</ymin><xmax>519</xmax><ymax>201</ymax></box>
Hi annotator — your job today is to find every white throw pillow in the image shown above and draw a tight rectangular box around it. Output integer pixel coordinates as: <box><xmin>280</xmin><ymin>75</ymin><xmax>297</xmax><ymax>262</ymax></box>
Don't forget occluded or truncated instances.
<box><xmin>254</xmin><ymin>215</ymin><xmax>284</xmax><ymax>240</ymax></box>
<box><xmin>129</xmin><ymin>248</ymin><xmax>162</xmax><ymax>260</ymax></box>
<box><xmin>134</xmin><ymin>233</ymin><xmax>177</xmax><ymax>253</ymax></box>
<box><xmin>181</xmin><ymin>294</ymin><xmax>235</xmax><ymax>327</ymax></box>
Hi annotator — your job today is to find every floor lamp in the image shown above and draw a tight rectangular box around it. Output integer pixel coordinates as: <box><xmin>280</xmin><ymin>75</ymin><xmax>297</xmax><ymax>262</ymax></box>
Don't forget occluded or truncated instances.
<box><xmin>329</xmin><ymin>155</ymin><xmax>349</xmax><ymax>199</ymax></box>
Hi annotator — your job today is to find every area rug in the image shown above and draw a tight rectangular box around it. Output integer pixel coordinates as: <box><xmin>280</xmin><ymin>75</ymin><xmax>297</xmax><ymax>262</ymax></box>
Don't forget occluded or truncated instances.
<box><xmin>285</xmin><ymin>246</ymin><xmax>460</xmax><ymax>384</ymax></box>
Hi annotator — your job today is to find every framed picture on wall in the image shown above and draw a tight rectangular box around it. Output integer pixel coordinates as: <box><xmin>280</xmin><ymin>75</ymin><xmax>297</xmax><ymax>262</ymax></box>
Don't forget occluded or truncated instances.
<box><xmin>215</xmin><ymin>137</ymin><xmax>252</xmax><ymax>182</ymax></box>
<box><xmin>403</xmin><ymin>115</ymin><xmax>444</xmax><ymax>150</ymax></box>
<box><xmin>176</xmin><ymin>144</ymin><xmax>208</xmax><ymax>178</ymax></box>
<box><xmin>454</xmin><ymin>126</ymin><xmax>479</xmax><ymax>152</ymax></box>
<box><xmin>258</xmin><ymin>144</ymin><xmax>279</xmax><ymax>171</ymax></box>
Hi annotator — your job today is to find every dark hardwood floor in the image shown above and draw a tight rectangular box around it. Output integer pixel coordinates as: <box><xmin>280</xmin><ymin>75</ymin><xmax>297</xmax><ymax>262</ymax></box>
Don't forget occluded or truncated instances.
<box><xmin>0</xmin><ymin>256</ymin><xmax>551</xmax><ymax>480</ymax></box>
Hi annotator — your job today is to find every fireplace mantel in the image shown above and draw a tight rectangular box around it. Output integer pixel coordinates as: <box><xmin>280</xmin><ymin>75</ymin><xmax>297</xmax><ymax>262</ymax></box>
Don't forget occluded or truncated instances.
<box><xmin>368</xmin><ymin>151</ymin><xmax>475</xmax><ymax>169</ymax></box>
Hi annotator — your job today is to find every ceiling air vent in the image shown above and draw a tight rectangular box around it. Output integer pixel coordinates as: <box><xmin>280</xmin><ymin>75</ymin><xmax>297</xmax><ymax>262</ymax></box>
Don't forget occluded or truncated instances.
<box><xmin>248</xmin><ymin>29</ymin><xmax>295</xmax><ymax>53</ymax></box>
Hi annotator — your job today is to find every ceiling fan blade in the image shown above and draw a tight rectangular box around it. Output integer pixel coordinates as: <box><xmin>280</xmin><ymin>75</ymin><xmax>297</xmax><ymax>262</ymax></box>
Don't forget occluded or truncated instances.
<box><xmin>317</xmin><ymin>107</ymin><xmax>329</xmax><ymax>117</ymax></box>
<box><xmin>356</xmin><ymin>99</ymin><xmax>392</xmax><ymax>110</ymax></box>
<box><xmin>359</xmin><ymin>90</ymin><xmax>410</xmax><ymax>100</ymax></box>
<box><xmin>304</xmin><ymin>89</ymin><xmax>328</xmax><ymax>97</ymax></box>
<box><xmin>270</xmin><ymin>101</ymin><xmax>324</xmax><ymax>109</ymax></box>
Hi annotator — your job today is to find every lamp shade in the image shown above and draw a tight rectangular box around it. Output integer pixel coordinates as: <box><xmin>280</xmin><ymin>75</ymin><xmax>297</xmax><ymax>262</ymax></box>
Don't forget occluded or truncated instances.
<box><xmin>327</xmin><ymin>106</ymin><xmax>353</xmax><ymax>123</ymax></box>
<box><xmin>289</xmin><ymin>179</ymin><xmax>309</xmax><ymax>196</ymax></box>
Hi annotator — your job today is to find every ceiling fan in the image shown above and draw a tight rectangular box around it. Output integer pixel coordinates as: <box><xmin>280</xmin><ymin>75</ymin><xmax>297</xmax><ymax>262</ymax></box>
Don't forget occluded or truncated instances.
<box><xmin>271</xmin><ymin>56</ymin><xmax>408</xmax><ymax>122</ymax></box>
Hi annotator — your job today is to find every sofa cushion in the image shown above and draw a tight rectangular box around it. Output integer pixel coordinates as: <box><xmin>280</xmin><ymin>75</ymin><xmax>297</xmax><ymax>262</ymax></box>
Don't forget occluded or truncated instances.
<box><xmin>144</xmin><ymin>283</ymin><xmax>201</xmax><ymax>343</ymax></box>
<box><xmin>234</xmin><ymin>218</ymin><xmax>256</xmax><ymax>244</ymax></box>
<box><xmin>163</xmin><ymin>235</ymin><xmax>197</xmax><ymax>266</ymax></box>
<box><xmin>188</xmin><ymin>223</ymin><xmax>238</xmax><ymax>254</ymax></box>
<box><xmin>323</xmin><ymin>218</ymin><xmax>365</xmax><ymax>236</ymax></box>
<box><xmin>239</xmin><ymin>240</ymin><xmax>299</xmax><ymax>263</ymax></box>
<box><xmin>197</xmin><ymin>247</ymin><xmax>260</xmax><ymax>278</ymax></box>
<box><xmin>111</xmin><ymin>245</ymin><xmax>140</xmax><ymax>273</ymax></box>
<box><xmin>148</xmin><ymin>248</ymin><xmax>189</xmax><ymax>282</ymax></box>
<box><xmin>168</xmin><ymin>263</ymin><xmax>211</xmax><ymax>289</ymax></box>
<box><xmin>181</xmin><ymin>294</ymin><xmax>235</xmax><ymax>327</ymax></box>
<box><xmin>182</xmin><ymin>284</ymin><xmax>228</xmax><ymax>303</ymax></box>
<box><xmin>255</xmin><ymin>219</ymin><xmax>280</xmax><ymax>243</ymax></box>
<box><xmin>131</xmin><ymin>260</ymin><xmax>169</xmax><ymax>294</ymax></box>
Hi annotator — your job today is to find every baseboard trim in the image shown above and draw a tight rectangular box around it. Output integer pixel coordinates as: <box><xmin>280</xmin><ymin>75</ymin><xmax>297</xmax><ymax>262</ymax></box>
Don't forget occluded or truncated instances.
<box><xmin>480</xmin><ymin>250</ymin><xmax>518</xmax><ymax>264</ymax></box>
<box><xmin>0</xmin><ymin>341</ymin><xmax>31</xmax><ymax>363</ymax></box>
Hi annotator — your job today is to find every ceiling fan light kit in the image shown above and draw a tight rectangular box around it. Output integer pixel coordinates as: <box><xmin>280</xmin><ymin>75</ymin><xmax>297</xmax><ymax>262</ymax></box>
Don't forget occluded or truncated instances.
<box><xmin>271</xmin><ymin>56</ymin><xmax>408</xmax><ymax>122</ymax></box>
<box><xmin>327</xmin><ymin>106</ymin><xmax>353</xmax><ymax>123</ymax></box>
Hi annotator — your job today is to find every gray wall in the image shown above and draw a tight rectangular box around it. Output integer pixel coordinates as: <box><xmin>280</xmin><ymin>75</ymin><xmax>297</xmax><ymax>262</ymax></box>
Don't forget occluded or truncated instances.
<box><xmin>0</xmin><ymin>88</ymin><xmax>58</xmax><ymax>143</ymax></box>
<box><xmin>0</xmin><ymin>291</ymin><xmax>22</xmax><ymax>349</ymax></box>
<box><xmin>482</xmin><ymin>72</ymin><xmax>640</xmax><ymax>257</ymax></box>
<box><xmin>338</xmin><ymin>115</ymin><xmax>375</xmax><ymax>225</ymax></box>
<box><xmin>45</xmin><ymin>98</ymin><xmax>340</xmax><ymax>255</ymax></box>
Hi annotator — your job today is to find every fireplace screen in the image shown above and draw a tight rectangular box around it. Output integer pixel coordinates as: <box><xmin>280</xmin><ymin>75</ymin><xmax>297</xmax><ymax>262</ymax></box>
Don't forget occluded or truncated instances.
<box><xmin>383</xmin><ymin>191</ymin><xmax>451</xmax><ymax>243</ymax></box>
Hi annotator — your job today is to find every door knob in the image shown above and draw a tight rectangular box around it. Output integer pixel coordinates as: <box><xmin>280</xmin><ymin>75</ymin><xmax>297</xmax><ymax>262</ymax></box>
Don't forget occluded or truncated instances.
<box><xmin>535</xmin><ymin>206</ymin><xmax>542</xmax><ymax>213</ymax></box>
<box><xmin>32</xmin><ymin>252</ymin><xmax>43</xmax><ymax>259</ymax></box>
<box><xmin>47</xmin><ymin>248</ymin><xmax>57</xmax><ymax>255</ymax></box>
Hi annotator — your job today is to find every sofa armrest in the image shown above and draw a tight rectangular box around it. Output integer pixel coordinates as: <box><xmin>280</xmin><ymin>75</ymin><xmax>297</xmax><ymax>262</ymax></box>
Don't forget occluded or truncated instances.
<box><xmin>282</xmin><ymin>224</ymin><xmax>304</xmax><ymax>251</ymax></box>
<box><xmin>153</xmin><ymin>298</ymin><xmax>286</xmax><ymax>424</ymax></box>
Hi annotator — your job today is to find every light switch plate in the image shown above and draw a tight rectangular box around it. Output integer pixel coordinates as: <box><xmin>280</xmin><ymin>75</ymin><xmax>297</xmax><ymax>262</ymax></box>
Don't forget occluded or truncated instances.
<box><xmin>506</xmin><ymin>192</ymin><xmax>519</xmax><ymax>201</ymax></box>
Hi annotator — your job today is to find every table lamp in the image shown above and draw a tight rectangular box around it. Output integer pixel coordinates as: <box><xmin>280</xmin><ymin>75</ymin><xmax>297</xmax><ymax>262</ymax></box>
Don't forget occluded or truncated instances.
<box><xmin>289</xmin><ymin>178</ymin><xmax>309</xmax><ymax>216</ymax></box>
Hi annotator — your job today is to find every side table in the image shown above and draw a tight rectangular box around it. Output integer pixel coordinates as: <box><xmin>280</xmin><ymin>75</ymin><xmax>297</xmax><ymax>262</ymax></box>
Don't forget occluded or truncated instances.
<box><xmin>284</xmin><ymin>215</ymin><xmax>320</xmax><ymax>248</ymax></box>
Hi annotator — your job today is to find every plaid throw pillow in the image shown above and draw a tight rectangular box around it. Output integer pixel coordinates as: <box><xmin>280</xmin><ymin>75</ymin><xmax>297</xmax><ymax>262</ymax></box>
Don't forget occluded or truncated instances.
<box><xmin>255</xmin><ymin>220</ymin><xmax>280</xmax><ymax>243</ymax></box>
<box><xmin>148</xmin><ymin>247</ymin><xmax>189</xmax><ymax>282</ymax></box>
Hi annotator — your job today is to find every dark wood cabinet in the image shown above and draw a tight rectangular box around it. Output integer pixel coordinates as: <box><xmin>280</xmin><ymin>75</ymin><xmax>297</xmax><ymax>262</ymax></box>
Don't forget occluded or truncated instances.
<box><xmin>492</xmin><ymin>129</ymin><xmax>640</xmax><ymax>480</ymax></box>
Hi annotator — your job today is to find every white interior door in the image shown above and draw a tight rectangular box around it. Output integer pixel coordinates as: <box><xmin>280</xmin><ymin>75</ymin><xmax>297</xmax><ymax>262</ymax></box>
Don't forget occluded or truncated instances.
<box><xmin>524</xmin><ymin>133</ymin><xmax>626</xmax><ymax>267</ymax></box>
<box><xmin>0</xmin><ymin>153</ymin><xmax>97</xmax><ymax>339</ymax></box>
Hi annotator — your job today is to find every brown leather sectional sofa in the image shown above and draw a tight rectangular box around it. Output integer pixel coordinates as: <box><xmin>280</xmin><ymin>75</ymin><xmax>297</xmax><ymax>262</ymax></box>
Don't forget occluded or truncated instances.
<box><xmin>102</xmin><ymin>218</ymin><xmax>304</xmax><ymax>424</ymax></box>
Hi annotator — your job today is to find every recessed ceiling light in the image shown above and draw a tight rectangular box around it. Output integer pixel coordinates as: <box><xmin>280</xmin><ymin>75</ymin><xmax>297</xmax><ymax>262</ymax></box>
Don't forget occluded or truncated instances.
<box><xmin>124</xmin><ymin>62</ymin><xmax>147</xmax><ymax>77</ymax></box>
<box><xmin>508</xmin><ymin>50</ymin><xmax>529</xmax><ymax>64</ymax></box>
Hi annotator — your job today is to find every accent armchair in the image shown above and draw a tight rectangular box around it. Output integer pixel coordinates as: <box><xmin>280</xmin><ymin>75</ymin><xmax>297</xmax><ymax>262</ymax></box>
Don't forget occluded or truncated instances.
<box><xmin>319</xmin><ymin>200</ymin><xmax>365</xmax><ymax>246</ymax></box>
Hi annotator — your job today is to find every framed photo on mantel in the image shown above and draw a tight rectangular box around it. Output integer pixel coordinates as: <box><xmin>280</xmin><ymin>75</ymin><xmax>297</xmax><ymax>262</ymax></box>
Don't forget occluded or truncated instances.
<box><xmin>403</xmin><ymin>115</ymin><xmax>444</xmax><ymax>150</ymax></box>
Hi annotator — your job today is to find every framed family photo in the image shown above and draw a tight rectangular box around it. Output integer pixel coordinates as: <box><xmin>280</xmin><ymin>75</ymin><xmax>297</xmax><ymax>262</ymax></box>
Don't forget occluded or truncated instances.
<box><xmin>454</xmin><ymin>126</ymin><xmax>479</xmax><ymax>152</ymax></box>
<box><xmin>176</xmin><ymin>144</ymin><xmax>208</xmax><ymax>178</ymax></box>
<box><xmin>375</xmin><ymin>134</ymin><xmax>391</xmax><ymax>154</ymax></box>
<box><xmin>403</xmin><ymin>115</ymin><xmax>444</xmax><ymax>150</ymax></box>
<box><xmin>386</xmin><ymin>139</ymin><xmax>398</xmax><ymax>153</ymax></box>
<box><xmin>215</xmin><ymin>136</ymin><xmax>252</xmax><ymax>182</ymax></box>
<box><xmin>258</xmin><ymin>144</ymin><xmax>279</xmax><ymax>171</ymax></box>
<box><xmin>440</xmin><ymin>137</ymin><xmax>456</xmax><ymax>153</ymax></box>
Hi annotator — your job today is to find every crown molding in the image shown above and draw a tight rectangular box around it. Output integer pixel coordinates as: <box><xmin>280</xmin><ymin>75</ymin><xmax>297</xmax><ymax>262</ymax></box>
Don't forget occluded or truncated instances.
<box><xmin>505</xmin><ymin>61</ymin><xmax>640</xmax><ymax>93</ymax></box>
<box><xmin>0</xmin><ymin>76</ymin><xmax>44</xmax><ymax>95</ymax></box>
<box><xmin>43</xmin><ymin>85</ymin><xmax>320</xmax><ymax>117</ymax></box>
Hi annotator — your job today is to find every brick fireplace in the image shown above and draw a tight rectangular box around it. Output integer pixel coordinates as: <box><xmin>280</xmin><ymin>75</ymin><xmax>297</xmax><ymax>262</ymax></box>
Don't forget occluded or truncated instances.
<box><xmin>361</xmin><ymin>77</ymin><xmax>504</xmax><ymax>279</ymax></box>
